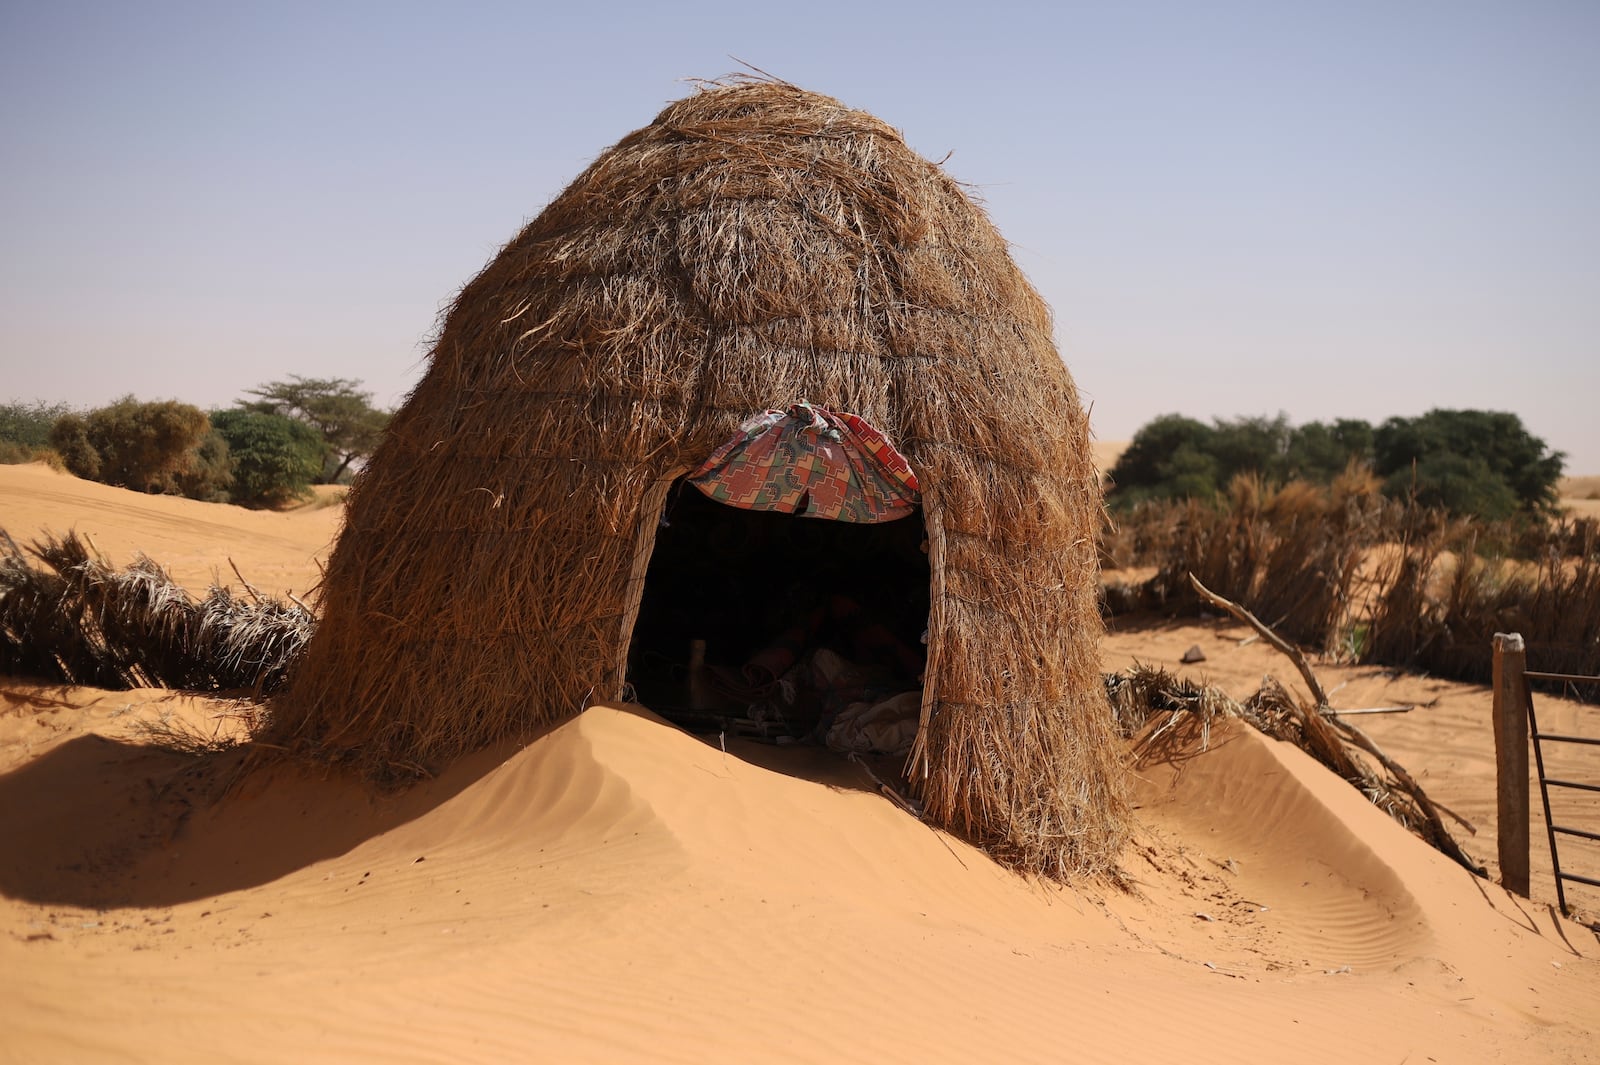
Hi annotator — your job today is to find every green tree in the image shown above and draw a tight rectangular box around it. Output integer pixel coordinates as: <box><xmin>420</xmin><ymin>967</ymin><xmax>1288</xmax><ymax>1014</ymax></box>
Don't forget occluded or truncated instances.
<box><xmin>1105</xmin><ymin>415</ymin><xmax>1218</xmax><ymax>505</ymax></box>
<box><xmin>242</xmin><ymin>376</ymin><xmax>389</xmax><ymax>483</ymax></box>
<box><xmin>1388</xmin><ymin>452</ymin><xmax>1521</xmax><ymax>520</ymax></box>
<box><xmin>210</xmin><ymin>409</ymin><xmax>324</xmax><ymax>507</ymax></box>
<box><xmin>1373</xmin><ymin>409</ymin><xmax>1563</xmax><ymax>519</ymax></box>
<box><xmin>1210</xmin><ymin>413</ymin><xmax>1293</xmax><ymax>484</ymax></box>
<box><xmin>1286</xmin><ymin>418</ymin><xmax>1374</xmax><ymax>482</ymax></box>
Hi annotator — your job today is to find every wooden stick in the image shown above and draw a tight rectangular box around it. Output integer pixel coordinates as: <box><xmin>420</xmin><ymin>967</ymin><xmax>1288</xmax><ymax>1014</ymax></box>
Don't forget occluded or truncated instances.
<box><xmin>1187</xmin><ymin>573</ymin><xmax>1327</xmax><ymax>705</ymax></box>
<box><xmin>850</xmin><ymin>752</ymin><xmax>924</xmax><ymax>817</ymax></box>
<box><xmin>1524</xmin><ymin>670</ymin><xmax>1600</xmax><ymax>685</ymax></box>
<box><xmin>1330</xmin><ymin>711</ymin><xmax>1479</xmax><ymax>836</ymax></box>
<box><xmin>1327</xmin><ymin>706</ymin><xmax>1414</xmax><ymax>716</ymax></box>
<box><xmin>229</xmin><ymin>558</ymin><xmax>264</xmax><ymax>604</ymax></box>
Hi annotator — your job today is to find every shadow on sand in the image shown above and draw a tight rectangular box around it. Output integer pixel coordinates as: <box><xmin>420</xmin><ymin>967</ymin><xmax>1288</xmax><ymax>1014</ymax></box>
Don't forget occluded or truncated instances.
<box><xmin>0</xmin><ymin>730</ymin><xmax>518</xmax><ymax>910</ymax></box>
<box><xmin>0</xmin><ymin>708</ymin><xmax>887</xmax><ymax>911</ymax></box>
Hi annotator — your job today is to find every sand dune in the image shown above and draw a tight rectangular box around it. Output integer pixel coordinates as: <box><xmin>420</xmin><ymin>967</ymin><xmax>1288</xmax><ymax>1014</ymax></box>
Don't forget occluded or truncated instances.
<box><xmin>1</xmin><ymin>463</ymin><xmax>1597</xmax><ymax>1063</ymax></box>
<box><xmin>1102</xmin><ymin>613</ymin><xmax>1600</xmax><ymax>912</ymax></box>
<box><xmin>1561</xmin><ymin>475</ymin><xmax>1600</xmax><ymax>519</ymax></box>
<box><xmin>0</xmin><ymin>461</ymin><xmax>336</xmax><ymax>598</ymax></box>
<box><xmin>2</xmin><ymin>694</ymin><xmax>1592</xmax><ymax>1063</ymax></box>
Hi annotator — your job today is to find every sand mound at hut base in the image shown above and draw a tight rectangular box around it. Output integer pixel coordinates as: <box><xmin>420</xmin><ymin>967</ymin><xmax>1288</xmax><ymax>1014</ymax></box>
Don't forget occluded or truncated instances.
<box><xmin>1</xmin><ymin>693</ymin><xmax>1593</xmax><ymax>1064</ymax></box>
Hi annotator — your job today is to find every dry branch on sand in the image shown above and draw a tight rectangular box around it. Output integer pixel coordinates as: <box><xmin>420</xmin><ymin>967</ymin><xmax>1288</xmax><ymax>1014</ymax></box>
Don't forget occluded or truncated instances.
<box><xmin>269</xmin><ymin>78</ymin><xmax>1127</xmax><ymax>880</ymax></box>
<box><xmin>1172</xmin><ymin>574</ymin><xmax>1482</xmax><ymax>874</ymax></box>
<box><xmin>1106</xmin><ymin>658</ymin><xmax>1482</xmax><ymax>874</ymax></box>
<box><xmin>0</xmin><ymin>529</ymin><xmax>311</xmax><ymax>693</ymax></box>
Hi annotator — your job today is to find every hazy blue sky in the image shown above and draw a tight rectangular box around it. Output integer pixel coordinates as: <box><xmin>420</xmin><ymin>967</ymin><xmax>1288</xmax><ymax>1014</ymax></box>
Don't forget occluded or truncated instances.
<box><xmin>3</xmin><ymin>1</ymin><xmax>1596</xmax><ymax>470</ymax></box>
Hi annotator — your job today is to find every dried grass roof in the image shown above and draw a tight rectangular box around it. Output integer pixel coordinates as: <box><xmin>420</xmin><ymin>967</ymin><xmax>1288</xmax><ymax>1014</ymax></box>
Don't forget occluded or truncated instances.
<box><xmin>271</xmin><ymin>79</ymin><xmax>1127</xmax><ymax>878</ymax></box>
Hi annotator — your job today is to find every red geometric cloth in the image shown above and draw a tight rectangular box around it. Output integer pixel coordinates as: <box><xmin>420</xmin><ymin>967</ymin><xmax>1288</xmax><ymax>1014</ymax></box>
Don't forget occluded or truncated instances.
<box><xmin>688</xmin><ymin>402</ymin><xmax>920</xmax><ymax>523</ymax></box>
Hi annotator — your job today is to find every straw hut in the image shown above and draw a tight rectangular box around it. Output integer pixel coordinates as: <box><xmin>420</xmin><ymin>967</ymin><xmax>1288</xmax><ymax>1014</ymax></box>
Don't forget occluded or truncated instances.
<box><xmin>271</xmin><ymin>80</ymin><xmax>1127</xmax><ymax>878</ymax></box>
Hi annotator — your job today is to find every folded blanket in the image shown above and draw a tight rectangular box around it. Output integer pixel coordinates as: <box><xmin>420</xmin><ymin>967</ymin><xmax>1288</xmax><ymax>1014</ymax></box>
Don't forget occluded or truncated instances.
<box><xmin>825</xmin><ymin>690</ymin><xmax>922</xmax><ymax>756</ymax></box>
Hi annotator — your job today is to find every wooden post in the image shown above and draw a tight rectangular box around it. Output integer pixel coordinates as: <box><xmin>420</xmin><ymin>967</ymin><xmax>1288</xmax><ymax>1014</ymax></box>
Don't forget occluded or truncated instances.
<box><xmin>1492</xmin><ymin>632</ymin><xmax>1530</xmax><ymax>897</ymax></box>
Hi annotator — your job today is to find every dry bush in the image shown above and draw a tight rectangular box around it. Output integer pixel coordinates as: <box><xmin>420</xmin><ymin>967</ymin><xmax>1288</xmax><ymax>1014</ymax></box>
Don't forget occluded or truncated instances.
<box><xmin>1365</xmin><ymin>517</ymin><xmax>1600</xmax><ymax>684</ymax></box>
<box><xmin>1102</xmin><ymin>468</ymin><xmax>1391</xmax><ymax>650</ymax></box>
<box><xmin>1104</xmin><ymin>469</ymin><xmax>1600</xmax><ymax>686</ymax></box>
<box><xmin>0</xmin><ymin>444</ymin><xmax>65</xmax><ymax>469</ymax></box>
<box><xmin>1097</xmin><ymin>498</ymin><xmax>1186</xmax><ymax>573</ymax></box>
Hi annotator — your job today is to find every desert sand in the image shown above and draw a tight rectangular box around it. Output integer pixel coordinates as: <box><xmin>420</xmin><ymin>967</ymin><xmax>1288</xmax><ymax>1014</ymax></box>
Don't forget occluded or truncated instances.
<box><xmin>1560</xmin><ymin>476</ymin><xmax>1600</xmax><ymax>520</ymax></box>
<box><xmin>2</xmin><ymin>461</ymin><xmax>1597</xmax><ymax>1064</ymax></box>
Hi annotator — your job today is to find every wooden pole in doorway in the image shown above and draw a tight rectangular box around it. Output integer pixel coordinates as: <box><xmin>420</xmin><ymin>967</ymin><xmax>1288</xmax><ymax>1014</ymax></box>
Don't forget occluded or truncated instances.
<box><xmin>1492</xmin><ymin>632</ymin><xmax>1530</xmax><ymax>897</ymax></box>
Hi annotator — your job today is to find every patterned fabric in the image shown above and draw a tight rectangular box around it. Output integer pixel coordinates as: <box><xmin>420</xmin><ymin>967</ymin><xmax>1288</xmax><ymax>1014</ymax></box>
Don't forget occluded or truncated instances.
<box><xmin>688</xmin><ymin>402</ymin><xmax>920</xmax><ymax>523</ymax></box>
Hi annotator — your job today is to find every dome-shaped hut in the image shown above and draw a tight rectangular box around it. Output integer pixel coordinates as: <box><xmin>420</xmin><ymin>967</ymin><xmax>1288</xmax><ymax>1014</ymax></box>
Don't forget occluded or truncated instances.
<box><xmin>272</xmin><ymin>80</ymin><xmax>1127</xmax><ymax>878</ymax></box>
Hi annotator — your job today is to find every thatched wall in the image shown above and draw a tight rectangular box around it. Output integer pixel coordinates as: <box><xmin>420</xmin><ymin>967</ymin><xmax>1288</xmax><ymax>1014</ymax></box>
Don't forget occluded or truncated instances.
<box><xmin>271</xmin><ymin>80</ymin><xmax>1127</xmax><ymax>877</ymax></box>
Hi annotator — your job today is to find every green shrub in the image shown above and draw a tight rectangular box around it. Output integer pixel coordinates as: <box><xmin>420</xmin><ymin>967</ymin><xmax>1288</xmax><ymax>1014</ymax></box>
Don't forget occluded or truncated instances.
<box><xmin>210</xmin><ymin>409</ymin><xmax>323</xmax><ymax>508</ymax></box>
<box><xmin>0</xmin><ymin>401</ymin><xmax>73</xmax><ymax>449</ymax></box>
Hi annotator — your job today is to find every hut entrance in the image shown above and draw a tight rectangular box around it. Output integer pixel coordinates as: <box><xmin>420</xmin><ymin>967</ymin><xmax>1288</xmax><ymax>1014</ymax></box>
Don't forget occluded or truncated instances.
<box><xmin>626</xmin><ymin>480</ymin><xmax>931</xmax><ymax>752</ymax></box>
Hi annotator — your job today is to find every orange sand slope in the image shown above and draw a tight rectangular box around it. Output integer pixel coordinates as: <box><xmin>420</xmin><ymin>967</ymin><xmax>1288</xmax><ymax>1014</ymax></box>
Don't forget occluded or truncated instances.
<box><xmin>2</xmin><ymin>463</ymin><xmax>1598</xmax><ymax>1063</ymax></box>
<box><xmin>0</xmin><ymin>461</ymin><xmax>336</xmax><ymax>598</ymax></box>
<box><xmin>1</xmin><ymin>698</ymin><xmax>1593</xmax><ymax>1064</ymax></box>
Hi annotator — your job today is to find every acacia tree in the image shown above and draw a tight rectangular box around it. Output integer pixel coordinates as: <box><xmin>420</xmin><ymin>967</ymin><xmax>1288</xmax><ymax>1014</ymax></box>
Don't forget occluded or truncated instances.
<box><xmin>242</xmin><ymin>376</ymin><xmax>389</xmax><ymax>483</ymax></box>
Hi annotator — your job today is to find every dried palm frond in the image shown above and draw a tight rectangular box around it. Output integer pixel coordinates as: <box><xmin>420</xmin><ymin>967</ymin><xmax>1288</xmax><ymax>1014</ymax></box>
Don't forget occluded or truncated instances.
<box><xmin>0</xmin><ymin>529</ymin><xmax>311</xmax><ymax>693</ymax></box>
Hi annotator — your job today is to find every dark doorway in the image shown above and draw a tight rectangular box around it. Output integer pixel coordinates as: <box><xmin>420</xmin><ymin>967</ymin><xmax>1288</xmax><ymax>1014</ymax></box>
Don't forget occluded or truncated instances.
<box><xmin>627</xmin><ymin>479</ymin><xmax>931</xmax><ymax>737</ymax></box>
